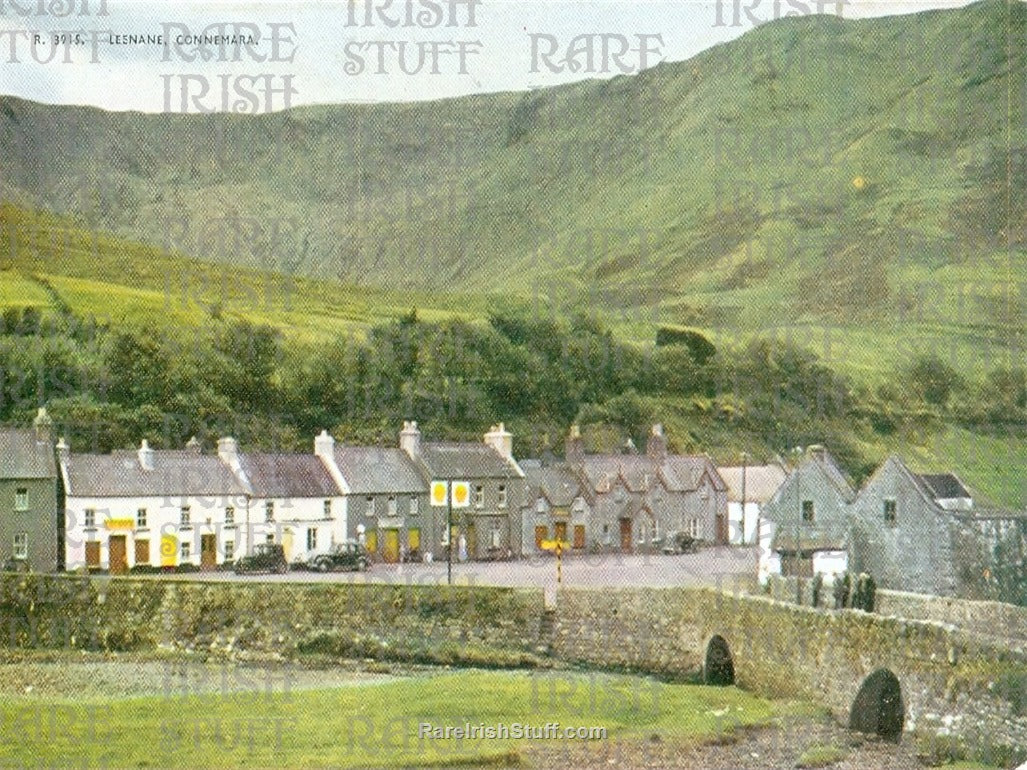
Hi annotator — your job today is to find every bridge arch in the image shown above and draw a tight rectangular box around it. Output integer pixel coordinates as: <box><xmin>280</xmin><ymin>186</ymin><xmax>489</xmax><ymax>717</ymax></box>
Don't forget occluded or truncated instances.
<box><xmin>703</xmin><ymin>634</ymin><xmax>735</xmax><ymax>686</ymax></box>
<box><xmin>849</xmin><ymin>668</ymin><xmax>904</xmax><ymax>742</ymax></box>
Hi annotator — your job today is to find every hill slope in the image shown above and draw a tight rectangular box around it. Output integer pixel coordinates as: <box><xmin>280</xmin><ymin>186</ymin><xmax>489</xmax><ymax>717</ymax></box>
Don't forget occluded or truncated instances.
<box><xmin>1</xmin><ymin>0</ymin><xmax>1024</xmax><ymax>340</ymax></box>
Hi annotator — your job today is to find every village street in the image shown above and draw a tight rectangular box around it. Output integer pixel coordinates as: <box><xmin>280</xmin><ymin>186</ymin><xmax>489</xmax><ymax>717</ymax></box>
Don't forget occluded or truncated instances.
<box><xmin>176</xmin><ymin>548</ymin><xmax>758</xmax><ymax>591</ymax></box>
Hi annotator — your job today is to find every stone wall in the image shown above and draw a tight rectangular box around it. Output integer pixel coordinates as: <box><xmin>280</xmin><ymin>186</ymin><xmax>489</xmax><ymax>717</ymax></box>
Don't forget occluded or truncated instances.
<box><xmin>552</xmin><ymin>586</ymin><xmax>1027</xmax><ymax>762</ymax></box>
<box><xmin>876</xmin><ymin>588</ymin><xmax>1027</xmax><ymax>643</ymax></box>
<box><xmin>0</xmin><ymin>574</ymin><xmax>546</xmax><ymax>663</ymax></box>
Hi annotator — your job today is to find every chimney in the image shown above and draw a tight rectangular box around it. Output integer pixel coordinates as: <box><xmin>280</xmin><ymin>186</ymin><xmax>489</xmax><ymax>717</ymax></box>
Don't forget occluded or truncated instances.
<box><xmin>646</xmin><ymin>423</ymin><xmax>667</xmax><ymax>460</ymax></box>
<box><xmin>565</xmin><ymin>424</ymin><xmax>584</xmax><ymax>464</ymax></box>
<box><xmin>314</xmin><ymin>429</ymin><xmax>335</xmax><ymax>459</ymax></box>
<box><xmin>33</xmin><ymin>407</ymin><xmax>53</xmax><ymax>445</ymax></box>
<box><xmin>806</xmin><ymin>444</ymin><xmax>827</xmax><ymax>462</ymax></box>
<box><xmin>399</xmin><ymin>421</ymin><xmax>421</xmax><ymax>459</ymax></box>
<box><xmin>138</xmin><ymin>439</ymin><xmax>155</xmax><ymax>471</ymax></box>
<box><xmin>483</xmin><ymin>422</ymin><xmax>513</xmax><ymax>460</ymax></box>
<box><xmin>185</xmin><ymin>436</ymin><xmax>202</xmax><ymax>455</ymax></box>
<box><xmin>56</xmin><ymin>437</ymin><xmax>69</xmax><ymax>466</ymax></box>
<box><xmin>217</xmin><ymin>436</ymin><xmax>239</xmax><ymax>465</ymax></box>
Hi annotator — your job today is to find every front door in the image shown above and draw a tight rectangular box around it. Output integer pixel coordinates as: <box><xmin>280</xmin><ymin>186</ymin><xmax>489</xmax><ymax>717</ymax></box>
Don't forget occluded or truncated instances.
<box><xmin>383</xmin><ymin>529</ymin><xmax>400</xmax><ymax>563</ymax></box>
<box><xmin>554</xmin><ymin>521</ymin><xmax>567</xmax><ymax>543</ymax></box>
<box><xmin>715</xmin><ymin>512</ymin><xmax>728</xmax><ymax>545</ymax></box>
<box><xmin>200</xmin><ymin>534</ymin><xmax>217</xmax><ymax>571</ymax></box>
<box><xmin>534</xmin><ymin>526</ymin><xmax>548</xmax><ymax>550</ymax></box>
<box><xmin>619</xmin><ymin>518</ymin><xmax>633</xmax><ymax>552</ymax></box>
<box><xmin>135</xmin><ymin>539</ymin><xmax>149</xmax><ymax>566</ymax></box>
<box><xmin>85</xmin><ymin>541</ymin><xmax>100</xmax><ymax>569</ymax></box>
<box><xmin>109</xmin><ymin>536</ymin><xmax>127</xmax><ymax>575</ymax></box>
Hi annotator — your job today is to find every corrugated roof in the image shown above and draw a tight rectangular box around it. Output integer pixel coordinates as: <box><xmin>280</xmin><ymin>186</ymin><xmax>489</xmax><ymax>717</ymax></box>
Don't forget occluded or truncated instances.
<box><xmin>717</xmin><ymin>465</ymin><xmax>787</xmax><ymax>503</ymax></box>
<box><xmin>332</xmin><ymin>446</ymin><xmax>427</xmax><ymax>494</ymax></box>
<box><xmin>65</xmin><ymin>450</ymin><xmax>247</xmax><ymax>497</ymax></box>
<box><xmin>239</xmin><ymin>453</ymin><xmax>339</xmax><ymax>498</ymax></box>
<box><xmin>0</xmin><ymin>429</ymin><xmax>56</xmax><ymax>479</ymax></box>
<box><xmin>419</xmin><ymin>443</ymin><xmax>520</xmax><ymax>480</ymax></box>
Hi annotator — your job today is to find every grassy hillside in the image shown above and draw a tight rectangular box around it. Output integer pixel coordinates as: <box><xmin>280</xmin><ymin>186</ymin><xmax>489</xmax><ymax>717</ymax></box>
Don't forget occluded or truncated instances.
<box><xmin>1</xmin><ymin>2</ymin><xmax>1024</xmax><ymax>334</ymax></box>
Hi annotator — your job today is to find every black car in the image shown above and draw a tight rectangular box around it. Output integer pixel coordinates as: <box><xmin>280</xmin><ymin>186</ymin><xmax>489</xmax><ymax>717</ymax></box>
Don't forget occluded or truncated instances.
<box><xmin>310</xmin><ymin>541</ymin><xmax>369</xmax><ymax>572</ymax></box>
<box><xmin>233</xmin><ymin>543</ymin><xmax>289</xmax><ymax>575</ymax></box>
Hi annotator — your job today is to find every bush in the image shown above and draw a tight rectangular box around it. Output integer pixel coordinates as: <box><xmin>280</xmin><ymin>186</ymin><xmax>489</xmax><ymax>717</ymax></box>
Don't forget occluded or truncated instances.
<box><xmin>833</xmin><ymin>572</ymin><xmax>851</xmax><ymax>609</ymax></box>
<box><xmin>811</xmin><ymin>573</ymin><xmax>824</xmax><ymax>608</ymax></box>
<box><xmin>851</xmin><ymin>573</ymin><xmax>876</xmax><ymax>612</ymax></box>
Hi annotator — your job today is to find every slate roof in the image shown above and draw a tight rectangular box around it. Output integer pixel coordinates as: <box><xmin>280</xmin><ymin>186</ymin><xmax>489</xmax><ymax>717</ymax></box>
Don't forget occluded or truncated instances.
<box><xmin>717</xmin><ymin>465</ymin><xmax>787</xmax><ymax>503</ymax></box>
<box><xmin>524</xmin><ymin>464</ymin><xmax>581</xmax><ymax>508</ymax></box>
<box><xmin>578</xmin><ymin>454</ymin><xmax>724</xmax><ymax>494</ymax></box>
<box><xmin>0</xmin><ymin>429</ymin><xmax>56</xmax><ymax>479</ymax></box>
<box><xmin>238</xmin><ymin>452</ymin><xmax>340</xmax><ymax>498</ymax></box>
<box><xmin>332</xmin><ymin>446</ymin><xmax>428</xmax><ymax>495</ymax></box>
<box><xmin>419</xmin><ymin>443</ymin><xmax>521</xmax><ymax>479</ymax></box>
<box><xmin>64</xmin><ymin>450</ymin><xmax>247</xmax><ymax>497</ymax></box>
<box><xmin>915</xmin><ymin>473</ymin><xmax>971</xmax><ymax>501</ymax></box>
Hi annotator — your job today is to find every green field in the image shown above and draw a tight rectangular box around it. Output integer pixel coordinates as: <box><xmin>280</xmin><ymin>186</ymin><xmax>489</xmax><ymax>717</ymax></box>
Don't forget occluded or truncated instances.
<box><xmin>0</xmin><ymin>665</ymin><xmax>776</xmax><ymax>769</ymax></box>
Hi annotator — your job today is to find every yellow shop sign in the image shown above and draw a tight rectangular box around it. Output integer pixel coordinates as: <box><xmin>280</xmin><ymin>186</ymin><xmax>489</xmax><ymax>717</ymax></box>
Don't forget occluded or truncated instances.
<box><xmin>105</xmin><ymin>518</ymin><xmax>134</xmax><ymax>530</ymax></box>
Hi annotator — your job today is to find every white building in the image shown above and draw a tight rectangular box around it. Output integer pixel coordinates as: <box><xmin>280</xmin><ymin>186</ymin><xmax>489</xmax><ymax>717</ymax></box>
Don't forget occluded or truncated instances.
<box><xmin>61</xmin><ymin>434</ymin><xmax>350</xmax><ymax>572</ymax></box>
<box><xmin>717</xmin><ymin>462</ymin><xmax>787</xmax><ymax>545</ymax></box>
<box><xmin>61</xmin><ymin>438</ymin><xmax>251</xmax><ymax>572</ymax></box>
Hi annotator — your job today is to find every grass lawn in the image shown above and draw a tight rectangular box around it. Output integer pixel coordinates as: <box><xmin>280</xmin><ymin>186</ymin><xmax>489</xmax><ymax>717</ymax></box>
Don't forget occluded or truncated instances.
<box><xmin>0</xmin><ymin>666</ymin><xmax>776</xmax><ymax>769</ymax></box>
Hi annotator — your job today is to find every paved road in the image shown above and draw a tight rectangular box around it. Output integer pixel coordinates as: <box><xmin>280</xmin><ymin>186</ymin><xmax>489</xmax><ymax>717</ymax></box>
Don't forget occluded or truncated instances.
<box><xmin>179</xmin><ymin>548</ymin><xmax>758</xmax><ymax>593</ymax></box>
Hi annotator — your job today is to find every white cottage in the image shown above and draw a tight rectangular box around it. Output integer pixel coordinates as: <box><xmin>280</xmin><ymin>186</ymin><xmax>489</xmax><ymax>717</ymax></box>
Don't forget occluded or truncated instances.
<box><xmin>61</xmin><ymin>438</ymin><xmax>250</xmax><ymax>572</ymax></box>
<box><xmin>717</xmin><ymin>463</ymin><xmax>787</xmax><ymax>545</ymax></box>
<box><xmin>226</xmin><ymin>436</ymin><xmax>348</xmax><ymax>563</ymax></box>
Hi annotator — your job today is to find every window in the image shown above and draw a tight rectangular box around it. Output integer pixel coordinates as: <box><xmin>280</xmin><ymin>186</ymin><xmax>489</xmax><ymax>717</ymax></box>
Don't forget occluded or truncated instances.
<box><xmin>14</xmin><ymin>488</ymin><xmax>28</xmax><ymax>511</ymax></box>
<box><xmin>12</xmin><ymin>533</ymin><xmax>27</xmax><ymax>559</ymax></box>
<box><xmin>323</xmin><ymin>499</ymin><xmax>332</xmax><ymax>519</ymax></box>
<box><xmin>801</xmin><ymin>500</ymin><xmax>815</xmax><ymax>523</ymax></box>
<box><xmin>180</xmin><ymin>541</ymin><xmax>191</xmax><ymax>559</ymax></box>
<box><xmin>84</xmin><ymin>508</ymin><xmax>95</xmax><ymax>528</ymax></box>
<box><xmin>366</xmin><ymin>497</ymin><xmax>375</xmax><ymax>516</ymax></box>
<box><xmin>180</xmin><ymin>506</ymin><xmax>191</xmax><ymax>526</ymax></box>
<box><xmin>689</xmin><ymin>518</ymin><xmax>699</xmax><ymax>538</ymax></box>
<box><xmin>264</xmin><ymin>502</ymin><xmax>274</xmax><ymax>522</ymax></box>
<box><xmin>224</xmin><ymin>541</ymin><xmax>235</xmax><ymax>560</ymax></box>
<box><xmin>498</xmin><ymin>485</ymin><xmax>507</xmax><ymax>508</ymax></box>
<box><xmin>306</xmin><ymin>528</ymin><xmax>318</xmax><ymax>551</ymax></box>
<box><xmin>225</xmin><ymin>506</ymin><xmax>235</xmax><ymax>526</ymax></box>
<box><xmin>136</xmin><ymin>508</ymin><xmax>147</xmax><ymax>528</ymax></box>
<box><xmin>409</xmin><ymin>496</ymin><xmax>419</xmax><ymax>516</ymax></box>
<box><xmin>883</xmin><ymin>499</ymin><xmax>897</xmax><ymax>526</ymax></box>
<box><xmin>700</xmin><ymin>484</ymin><xmax>709</xmax><ymax>501</ymax></box>
<box><xmin>387</xmin><ymin>496</ymin><xmax>397</xmax><ymax>517</ymax></box>
<box><xmin>474</xmin><ymin>486</ymin><xmax>484</xmax><ymax>508</ymax></box>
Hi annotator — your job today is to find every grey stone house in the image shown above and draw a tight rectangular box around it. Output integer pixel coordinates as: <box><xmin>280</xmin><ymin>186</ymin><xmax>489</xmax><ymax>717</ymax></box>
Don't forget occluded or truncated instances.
<box><xmin>760</xmin><ymin>445</ymin><xmax>855</xmax><ymax>577</ymax></box>
<box><xmin>520</xmin><ymin>460</ymin><xmax>592</xmax><ymax>552</ymax></box>
<box><xmin>0</xmin><ymin>408</ymin><xmax>60</xmax><ymax>571</ymax></box>
<box><xmin>326</xmin><ymin>435</ymin><xmax>431</xmax><ymax>563</ymax></box>
<box><xmin>848</xmin><ymin>455</ymin><xmax>1026</xmax><ymax>598</ymax></box>
<box><xmin>400</xmin><ymin>422</ymin><xmax>526</xmax><ymax>560</ymax></box>
<box><xmin>563</xmin><ymin>424</ymin><xmax>729</xmax><ymax>552</ymax></box>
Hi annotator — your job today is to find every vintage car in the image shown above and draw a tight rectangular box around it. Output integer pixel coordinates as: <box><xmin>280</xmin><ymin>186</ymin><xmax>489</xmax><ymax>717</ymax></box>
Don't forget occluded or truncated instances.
<box><xmin>233</xmin><ymin>543</ymin><xmax>289</xmax><ymax>575</ymax></box>
<box><xmin>309</xmin><ymin>541</ymin><xmax>369</xmax><ymax>572</ymax></box>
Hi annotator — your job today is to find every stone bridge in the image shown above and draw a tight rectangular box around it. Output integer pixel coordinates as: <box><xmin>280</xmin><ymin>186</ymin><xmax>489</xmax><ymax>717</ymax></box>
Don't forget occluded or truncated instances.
<box><xmin>551</xmin><ymin>587</ymin><xmax>1027</xmax><ymax>763</ymax></box>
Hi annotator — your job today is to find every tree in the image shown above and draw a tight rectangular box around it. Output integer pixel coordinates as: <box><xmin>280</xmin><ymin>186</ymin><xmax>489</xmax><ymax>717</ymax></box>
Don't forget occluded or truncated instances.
<box><xmin>907</xmin><ymin>354</ymin><xmax>961</xmax><ymax>408</ymax></box>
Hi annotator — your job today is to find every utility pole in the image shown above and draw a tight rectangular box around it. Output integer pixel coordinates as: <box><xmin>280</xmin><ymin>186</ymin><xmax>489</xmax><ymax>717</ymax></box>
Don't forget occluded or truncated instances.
<box><xmin>794</xmin><ymin>446</ymin><xmax>803</xmax><ymax>605</ymax></box>
<box><xmin>447</xmin><ymin>479</ymin><xmax>453</xmax><ymax>586</ymax></box>
<box><xmin>741</xmin><ymin>451</ymin><xmax>748</xmax><ymax>545</ymax></box>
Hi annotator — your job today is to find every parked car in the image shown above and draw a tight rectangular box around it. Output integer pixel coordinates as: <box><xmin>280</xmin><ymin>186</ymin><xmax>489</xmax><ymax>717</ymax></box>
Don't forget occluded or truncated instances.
<box><xmin>310</xmin><ymin>541</ymin><xmax>369</xmax><ymax>572</ymax></box>
<box><xmin>661</xmin><ymin>532</ymin><xmax>700</xmax><ymax>555</ymax></box>
<box><xmin>233</xmin><ymin>543</ymin><xmax>288</xmax><ymax>575</ymax></box>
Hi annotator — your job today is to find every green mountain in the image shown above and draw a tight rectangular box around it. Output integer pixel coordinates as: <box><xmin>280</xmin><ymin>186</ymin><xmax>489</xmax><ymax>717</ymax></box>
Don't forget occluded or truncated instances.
<box><xmin>2</xmin><ymin>1</ymin><xmax>1024</xmax><ymax>338</ymax></box>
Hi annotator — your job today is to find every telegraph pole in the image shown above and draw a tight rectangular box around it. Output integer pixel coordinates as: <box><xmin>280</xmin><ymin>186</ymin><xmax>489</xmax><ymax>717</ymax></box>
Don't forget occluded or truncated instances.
<box><xmin>447</xmin><ymin>479</ymin><xmax>453</xmax><ymax>586</ymax></box>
